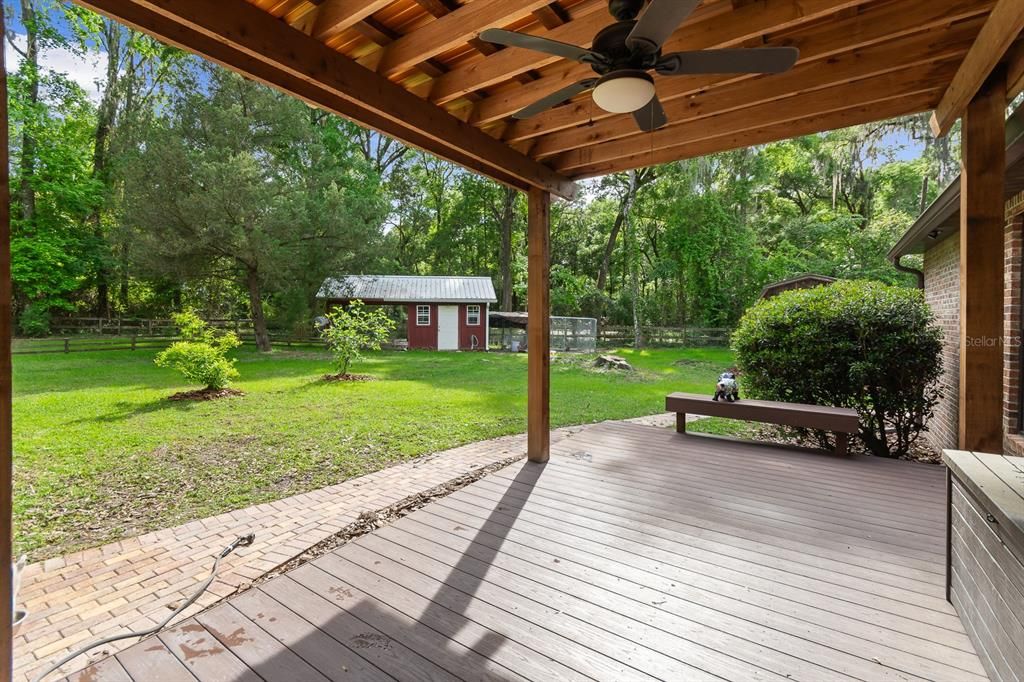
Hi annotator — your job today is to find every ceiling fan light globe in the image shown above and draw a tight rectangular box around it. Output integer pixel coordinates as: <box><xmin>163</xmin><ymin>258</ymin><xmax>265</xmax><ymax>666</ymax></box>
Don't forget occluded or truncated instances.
<box><xmin>592</xmin><ymin>73</ymin><xmax>656</xmax><ymax>113</ymax></box>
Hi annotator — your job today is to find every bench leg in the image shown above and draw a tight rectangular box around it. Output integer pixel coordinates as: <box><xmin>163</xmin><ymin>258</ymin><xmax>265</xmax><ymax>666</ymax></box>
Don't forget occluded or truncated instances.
<box><xmin>834</xmin><ymin>433</ymin><xmax>849</xmax><ymax>456</ymax></box>
<box><xmin>676</xmin><ymin>412</ymin><xmax>687</xmax><ymax>434</ymax></box>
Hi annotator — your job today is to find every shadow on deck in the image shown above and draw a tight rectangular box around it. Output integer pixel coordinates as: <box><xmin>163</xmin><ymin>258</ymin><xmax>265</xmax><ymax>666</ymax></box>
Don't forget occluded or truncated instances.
<box><xmin>64</xmin><ymin>421</ymin><xmax>987</xmax><ymax>682</ymax></box>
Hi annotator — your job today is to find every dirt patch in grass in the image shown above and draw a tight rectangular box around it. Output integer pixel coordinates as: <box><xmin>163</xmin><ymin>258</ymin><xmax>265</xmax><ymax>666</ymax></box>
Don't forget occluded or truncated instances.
<box><xmin>322</xmin><ymin>373</ymin><xmax>376</xmax><ymax>383</ymax></box>
<box><xmin>168</xmin><ymin>388</ymin><xmax>244</xmax><ymax>401</ymax></box>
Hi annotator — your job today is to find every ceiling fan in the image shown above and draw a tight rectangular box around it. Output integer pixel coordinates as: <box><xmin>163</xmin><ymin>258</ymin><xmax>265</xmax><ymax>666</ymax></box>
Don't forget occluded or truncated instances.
<box><xmin>480</xmin><ymin>0</ymin><xmax>800</xmax><ymax>132</ymax></box>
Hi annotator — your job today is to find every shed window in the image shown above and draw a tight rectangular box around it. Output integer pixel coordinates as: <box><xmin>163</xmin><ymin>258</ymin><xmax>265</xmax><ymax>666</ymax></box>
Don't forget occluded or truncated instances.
<box><xmin>466</xmin><ymin>305</ymin><xmax>481</xmax><ymax>326</ymax></box>
<box><xmin>416</xmin><ymin>305</ymin><xmax>431</xmax><ymax>326</ymax></box>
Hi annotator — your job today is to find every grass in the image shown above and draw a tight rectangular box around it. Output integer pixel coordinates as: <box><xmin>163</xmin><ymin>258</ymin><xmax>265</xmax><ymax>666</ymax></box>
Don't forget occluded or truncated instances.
<box><xmin>13</xmin><ymin>345</ymin><xmax>733</xmax><ymax>559</ymax></box>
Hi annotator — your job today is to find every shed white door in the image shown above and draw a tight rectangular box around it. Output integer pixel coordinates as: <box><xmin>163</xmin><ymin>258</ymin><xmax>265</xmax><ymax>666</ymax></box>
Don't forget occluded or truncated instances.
<box><xmin>437</xmin><ymin>305</ymin><xmax>459</xmax><ymax>350</ymax></box>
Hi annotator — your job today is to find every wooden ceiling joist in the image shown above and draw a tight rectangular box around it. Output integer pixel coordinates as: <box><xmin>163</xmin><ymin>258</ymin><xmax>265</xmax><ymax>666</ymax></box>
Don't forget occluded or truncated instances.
<box><xmin>931</xmin><ymin>0</ymin><xmax>1024</xmax><ymax>136</ymax></box>
<box><xmin>555</xmin><ymin>61</ymin><xmax>955</xmax><ymax>172</ymax></box>
<box><xmin>373</xmin><ymin>0</ymin><xmax>555</xmax><ymax>77</ymax></box>
<box><xmin>530</xmin><ymin>21</ymin><xmax>979</xmax><ymax>159</ymax></box>
<box><xmin>310</xmin><ymin>0</ymin><xmax>394</xmax><ymax>41</ymax></box>
<box><xmin>568</xmin><ymin>89</ymin><xmax>941</xmax><ymax>178</ymax></box>
<box><xmin>73</xmin><ymin>0</ymin><xmax>577</xmax><ymax>198</ymax></box>
<box><xmin>502</xmin><ymin>0</ymin><xmax>993</xmax><ymax>141</ymax></box>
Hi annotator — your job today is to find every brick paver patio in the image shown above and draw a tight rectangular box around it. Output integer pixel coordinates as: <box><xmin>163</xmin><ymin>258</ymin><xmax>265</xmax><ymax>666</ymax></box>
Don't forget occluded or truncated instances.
<box><xmin>13</xmin><ymin>415</ymin><xmax>677</xmax><ymax>681</ymax></box>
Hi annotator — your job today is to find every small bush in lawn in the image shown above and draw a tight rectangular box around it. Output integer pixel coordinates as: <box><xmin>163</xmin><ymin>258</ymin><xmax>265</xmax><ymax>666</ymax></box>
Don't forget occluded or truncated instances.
<box><xmin>321</xmin><ymin>300</ymin><xmax>396</xmax><ymax>377</ymax></box>
<box><xmin>155</xmin><ymin>310</ymin><xmax>242</xmax><ymax>390</ymax></box>
<box><xmin>732</xmin><ymin>280</ymin><xmax>942</xmax><ymax>458</ymax></box>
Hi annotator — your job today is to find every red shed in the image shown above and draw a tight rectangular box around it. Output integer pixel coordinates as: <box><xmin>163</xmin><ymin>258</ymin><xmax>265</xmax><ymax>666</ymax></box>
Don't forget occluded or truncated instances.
<box><xmin>318</xmin><ymin>275</ymin><xmax>496</xmax><ymax>351</ymax></box>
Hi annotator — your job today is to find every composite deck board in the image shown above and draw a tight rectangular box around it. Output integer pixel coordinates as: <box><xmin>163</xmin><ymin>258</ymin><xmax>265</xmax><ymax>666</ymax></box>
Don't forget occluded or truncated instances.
<box><xmin>79</xmin><ymin>421</ymin><xmax>989</xmax><ymax>681</ymax></box>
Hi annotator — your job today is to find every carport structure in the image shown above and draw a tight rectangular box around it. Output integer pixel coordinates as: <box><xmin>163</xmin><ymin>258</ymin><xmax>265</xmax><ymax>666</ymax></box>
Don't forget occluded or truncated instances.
<box><xmin>1</xmin><ymin>0</ymin><xmax>1023</xmax><ymax>678</ymax></box>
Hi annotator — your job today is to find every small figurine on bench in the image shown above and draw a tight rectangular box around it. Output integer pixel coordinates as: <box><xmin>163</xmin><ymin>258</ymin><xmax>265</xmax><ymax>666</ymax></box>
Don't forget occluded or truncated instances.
<box><xmin>713</xmin><ymin>370</ymin><xmax>740</xmax><ymax>402</ymax></box>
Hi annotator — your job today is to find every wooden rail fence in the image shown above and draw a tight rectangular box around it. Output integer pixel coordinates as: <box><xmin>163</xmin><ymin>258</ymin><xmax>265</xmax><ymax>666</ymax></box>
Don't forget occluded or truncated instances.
<box><xmin>597</xmin><ymin>326</ymin><xmax>731</xmax><ymax>348</ymax></box>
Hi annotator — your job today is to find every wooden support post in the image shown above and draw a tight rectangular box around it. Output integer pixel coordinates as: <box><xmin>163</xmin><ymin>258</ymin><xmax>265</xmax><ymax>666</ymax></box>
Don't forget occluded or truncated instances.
<box><xmin>527</xmin><ymin>187</ymin><xmax>550</xmax><ymax>463</ymax></box>
<box><xmin>959</xmin><ymin>66</ymin><xmax>1006</xmax><ymax>453</ymax></box>
<box><xmin>676</xmin><ymin>412</ymin><xmax>687</xmax><ymax>434</ymax></box>
<box><xmin>0</xmin><ymin>7</ymin><xmax>14</xmax><ymax>679</ymax></box>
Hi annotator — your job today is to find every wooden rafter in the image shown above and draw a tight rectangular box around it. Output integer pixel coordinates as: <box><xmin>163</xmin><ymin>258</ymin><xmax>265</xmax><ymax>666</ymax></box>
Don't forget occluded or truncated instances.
<box><xmin>931</xmin><ymin>0</ymin><xmax>1024</xmax><ymax>136</ymax></box>
<box><xmin>502</xmin><ymin>0</ymin><xmax>992</xmax><ymax>140</ymax></box>
<box><xmin>555</xmin><ymin>62</ymin><xmax>954</xmax><ymax>172</ymax></box>
<box><xmin>567</xmin><ymin>89</ymin><xmax>940</xmax><ymax>178</ymax></box>
<box><xmin>530</xmin><ymin>21</ymin><xmax>979</xmax><ymax>159</ymax></box>
<box><xmin>74</xmin><ymin>0</ymin><xmax>577</xmax><ymax>198</ymax></box>
<box><xmin>373</xmin><ymin>0</ymin><xmax>556</xmax><ymax>77</ymax></box>
<box><xmin>310</xmin><ymin>0</ymin><xmax>393</xmax><ymax>41</ymax></box>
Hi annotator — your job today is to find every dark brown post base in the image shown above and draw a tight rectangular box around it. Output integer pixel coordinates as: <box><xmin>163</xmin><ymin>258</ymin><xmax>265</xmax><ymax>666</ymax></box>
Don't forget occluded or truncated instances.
<box><xmin>835</xmin><ymin>433</ymin><xmax>849</xmax><ymax>456</ymax></box>
<box><xmin>676</xmin><ymin>412</ymin><xmax>687</xmax><ymax>433</ymax></box>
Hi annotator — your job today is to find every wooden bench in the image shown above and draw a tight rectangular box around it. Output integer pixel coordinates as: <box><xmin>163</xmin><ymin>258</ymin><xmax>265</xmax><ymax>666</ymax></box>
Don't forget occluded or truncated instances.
<box><xmin>665</xmin><ymin>392</ymin><xmax>860</xmax><ymax>455</ymax></box>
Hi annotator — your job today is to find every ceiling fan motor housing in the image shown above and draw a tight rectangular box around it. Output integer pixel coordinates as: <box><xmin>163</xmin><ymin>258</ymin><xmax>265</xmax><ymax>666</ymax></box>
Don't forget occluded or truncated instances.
<box><xmin>608</xmin><ymin>0</ymin><xmax>646</xmax><ymax>20</ymax></box>
<box><xmin>590</xmin><ymin>21</ymin><xmax>661</xmax><ymax>74</ymax></box>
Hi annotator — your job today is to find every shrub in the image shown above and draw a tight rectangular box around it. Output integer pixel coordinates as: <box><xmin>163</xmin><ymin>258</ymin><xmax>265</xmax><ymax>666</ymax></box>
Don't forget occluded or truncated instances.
<box><xmin>17</xmin><ymin>305</ymin><xmax>50</xmax><ymax>337</ymax></box>
<box><xmin>155</xmin><ymin>310</ymin><xmax>242</xmax><ymax>390</ymax></box>
<box><xmin>732</xmin><ymin>280</ymin><xmax>942</xmax><ymax>458</ymax></box>
<box><xmin>321</xmin><ymin>300</ymin><xmax>396</xmax><ymax>376</ymax></box>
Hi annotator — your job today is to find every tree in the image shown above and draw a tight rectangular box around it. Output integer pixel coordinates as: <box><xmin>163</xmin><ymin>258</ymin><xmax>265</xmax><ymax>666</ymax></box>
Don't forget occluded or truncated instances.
<box><xmin>320</xmin><ymin>300</ymin><xmax>395</xmax><ymax>377</ymax></box>
<box><xmin>124</xmin><ymin>67</ymin><xmax>385</xmax><ymax>351</ymax></box>
<box><xmin>154</xmin><ymin>310</ymin><xmax>241</xmax><ymax>391</ymax></box>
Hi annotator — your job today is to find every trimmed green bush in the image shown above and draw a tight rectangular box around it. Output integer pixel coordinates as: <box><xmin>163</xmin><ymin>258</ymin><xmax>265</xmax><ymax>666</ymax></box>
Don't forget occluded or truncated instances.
<box><xmin>732</xmin><ymin>280</ymin><xmax>942</xmax><ymax>458</ymax></box>
<box><xmin>155</xmin><ymin>311</ymin><xmax>242</xmax><ymax>390</ymax></box>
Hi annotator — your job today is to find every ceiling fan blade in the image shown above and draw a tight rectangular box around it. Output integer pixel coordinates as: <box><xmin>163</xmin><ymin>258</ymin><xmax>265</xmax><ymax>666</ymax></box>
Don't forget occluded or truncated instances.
<box><xmin>479</xmin><ymin>28</ymin><xmax>598</xmax><ymax>64</ymax></box>
<box><xmin>656</xmin><ymin>47</ymin><xmax>800</xmax><ymax>75</ymax></box>
<box><xmin>513</xmin><ymin>79</ymin><xmax>598</xmax><ymax>120</ymax></box>
<box><xmin>633</xmin><ymin>95</ymin><xmax>668</xmax><ymax>132</ymax></box>
<box><xmin>626</xmin><ymin>0</ymin><xmax>701</xmax><ymax>54</ymax></box>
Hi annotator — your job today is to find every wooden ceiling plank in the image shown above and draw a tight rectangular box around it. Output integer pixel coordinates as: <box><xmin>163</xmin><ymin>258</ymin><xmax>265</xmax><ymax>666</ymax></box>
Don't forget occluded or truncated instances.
<box><xmin>432</xmin><ymin>0</ymin><xmax>862</xmax><ymax>106</ymax></box>
<box><xmin>375</xmin><ymin>0</ymin><xmax>556</xmax><ymax>78</ymax></box>
<box><xmin>531</xmin><ymin>22</ymin><xmax>978</xmax><ymax>158</ymax></box>
<box><xmin>1007</xmin><ymin>40</ymin><xmax>1024</xmax><ymax>100</ymax></box>
<box><xmin>533</xmin><ymin>4</ymin><xmax>569</xmax><ymax>30</ymax></box>
<box><xmin>568</xmin><ymin>89</ymin><xmax>941</xmax><ymax>178</ymax></box>
<box><xmin>931</xmin><ymin>0</ymin><xmax>1024</xmax><ymax>136</ymax></box>
<box><xmin>311</xmin><ymin>0</ymin><xmax>393</xmax><ymax>41</ymax></box>
<box><xmin>501</xmin><ymin>0</ymin><xmax>994</xmax><ymax>138</ymax></box>
<box><xmin>555</xmin><ymin>62</ymin><xmax>955</xmax><ymax>172</ymax></box>
<box><xmin>73</xmin><ymin>0</ymin><xmax>576</xmax><ymax>198</ymax></box>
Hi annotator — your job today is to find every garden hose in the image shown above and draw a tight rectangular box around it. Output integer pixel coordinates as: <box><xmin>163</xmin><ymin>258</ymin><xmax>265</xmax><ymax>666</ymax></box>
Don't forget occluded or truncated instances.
<box><xmin>32</xmin><ymin>533</ymin><xmax>255</xmax><ymax>682</ymax></box>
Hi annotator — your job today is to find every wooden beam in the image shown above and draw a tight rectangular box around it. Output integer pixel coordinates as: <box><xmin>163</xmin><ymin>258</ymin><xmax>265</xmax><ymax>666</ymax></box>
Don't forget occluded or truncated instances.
<box><xmin>502</xmin><ymin>0</ymin><xmax>993</xmax><ymax>140</ymax></box>
<box><xmin>931</xmin><ymin>0</ymin><xmax>1024</xmax><ymax>136</ymax></box>
<box><xmin>428</xmin><ymin>0</ymin><xmax>610</xmax><ymax>104</ymax></box>
<box><xmin>0</xmin><ymin>6</ymin><xmax>12</xmax><ymax>681</ymax></box>
<box><xmin>554</xmin><ymin>62</ymin><xmax>954</xmax><ymax>172</ymax></box>
<box><xmin>527</xmin><ymin>187</ymin><xmax>551</xmax><ymax>463</ymax></box>
<box><xmin>959</xmin><ymin>66</ymin><xmax>1007</xmax><ymax>452</ymax></box>
<box><xmin>530</xmin><ymin>25</ymin><xmax>976</xmax><ymax>159</ymax></box>
<box><xmin>374</xmin><ymin>0</ymin><xmax>554</xmax><ymax>78</ymax></box>
<box><xmin>567</xmin><ymin>89</ymin><xmax>940</xmax><ymax>178</ymax></box>
<box><xmin>72</xmin><ymin>0</ymin><xmax>577</xmax><ymax>199</ymax></box>
<box><xmin>1006</xmin><ymin>39</ymin><xmax>1024</xmax><ymax>99</ymax></box>
<box><xmin>310</xmin><ymin>0</ymin><xmax>393</xmax><ymax>42</ymax></box>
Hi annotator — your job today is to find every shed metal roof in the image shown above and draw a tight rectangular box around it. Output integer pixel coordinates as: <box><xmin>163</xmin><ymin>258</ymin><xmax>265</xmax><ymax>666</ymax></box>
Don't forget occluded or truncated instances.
<box><xmin>318</xmin><ymin>275</ymin><xmax>497</xmax><ymax>303</ymax></box>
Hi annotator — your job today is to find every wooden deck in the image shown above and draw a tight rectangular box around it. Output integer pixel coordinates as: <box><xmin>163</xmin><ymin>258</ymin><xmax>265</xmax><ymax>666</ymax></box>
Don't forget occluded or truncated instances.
<box><xmin>64</xmin><ymin>422</ymin><xmax>987</xmax><ymax>682</ymax></box>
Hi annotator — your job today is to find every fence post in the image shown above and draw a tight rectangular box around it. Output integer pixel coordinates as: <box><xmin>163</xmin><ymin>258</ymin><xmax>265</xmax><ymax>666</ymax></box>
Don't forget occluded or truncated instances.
<box><xmin>63</xmin><ymin>338</ymin><xmax>69</xmax><ymax>354</ymax></box>
<box><xmin>131</xmin><ymin>335</ymin><xmax>137</xmax><ymax>351</ymax></box>
<box><xmin>97</xmin><ymin>318</ymin><xmax>103</xmax><ymax>335</ymax></box>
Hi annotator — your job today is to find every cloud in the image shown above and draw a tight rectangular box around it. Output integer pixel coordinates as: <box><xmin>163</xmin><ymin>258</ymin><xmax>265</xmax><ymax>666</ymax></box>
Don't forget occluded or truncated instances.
<box><xmin>5</xmin><ymin>32</ymin><xmax>106</xmax><ymax>103</ymax></box>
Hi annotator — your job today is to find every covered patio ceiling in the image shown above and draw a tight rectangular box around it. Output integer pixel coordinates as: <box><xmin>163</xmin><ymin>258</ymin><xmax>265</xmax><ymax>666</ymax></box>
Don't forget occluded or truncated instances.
<box><xmin>71</xmin><ymin>0</ymin><xmax>1022</xmax><ymax>198</ymax></box>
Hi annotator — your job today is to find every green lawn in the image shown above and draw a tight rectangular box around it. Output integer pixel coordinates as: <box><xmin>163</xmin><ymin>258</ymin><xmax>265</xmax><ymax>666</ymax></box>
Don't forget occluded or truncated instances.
<box><xmin>13</xmin><ymin>346</ymin><xmax>733</xmax><ymax>559</ymax></box>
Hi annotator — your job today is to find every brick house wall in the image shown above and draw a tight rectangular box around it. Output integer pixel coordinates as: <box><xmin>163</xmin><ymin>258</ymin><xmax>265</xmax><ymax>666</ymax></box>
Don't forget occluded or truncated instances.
<box><xmin>922</xmin><ymin>234</ymin><xmax>961</xmax><ymax>453</ymax></box>
<box><xmin>920</xmin><ymin>190</ymin><xmax>1024</xmax><ymax>455</ymax></box>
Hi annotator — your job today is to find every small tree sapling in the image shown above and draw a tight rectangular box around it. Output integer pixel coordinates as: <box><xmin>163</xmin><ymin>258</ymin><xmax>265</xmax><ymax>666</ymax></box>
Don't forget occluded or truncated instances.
<box><xmin>320</xmin><ymin>300</ymin><xmax>395</xmax><ymax>378</ymax></box>
<box><xmin>155</xmin><ymin>310</ymin><xmax>242</xmax><ymax>391</ymax></box>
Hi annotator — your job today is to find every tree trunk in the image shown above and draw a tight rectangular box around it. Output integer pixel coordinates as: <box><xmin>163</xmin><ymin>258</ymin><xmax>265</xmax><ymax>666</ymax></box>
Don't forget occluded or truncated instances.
<box><xmin>245</xmin><ymin>267</ymin><xmax>271</xmax><ymax>352</ymax></box>
<box><xmin>596</xmin><ymin>168</ymin><xmax>653</xmax><ymax>295</ymax></box>
<box><xmin>90</xmin><ymin>20</ymin><xmax>122</xmax><ymax>318</ymax></box>
<box><xmin>17</xmin><ymin>0</ymin><xmax>39</xmax><ymax>226</ymax></box>
<box><xmin>497</xmin><ymin>186</ymin><xmax>516</xmax><ymax>311</ymax></box>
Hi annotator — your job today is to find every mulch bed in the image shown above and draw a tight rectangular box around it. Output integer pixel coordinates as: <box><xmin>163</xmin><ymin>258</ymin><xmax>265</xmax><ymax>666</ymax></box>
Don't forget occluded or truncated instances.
<box><xmin>322</xmin><ymin>373</ymin><xmax>376</xmax><ymax>383</ymax></box>
<box><xmin>167</xmin><ymin>388</ymin><xmax>245</xmax><ymax>401</ymax></box>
